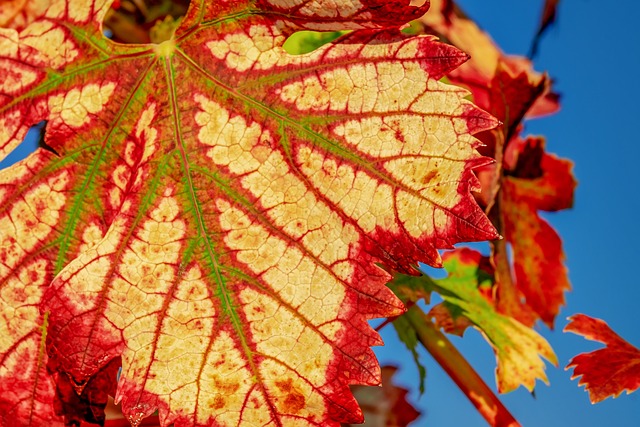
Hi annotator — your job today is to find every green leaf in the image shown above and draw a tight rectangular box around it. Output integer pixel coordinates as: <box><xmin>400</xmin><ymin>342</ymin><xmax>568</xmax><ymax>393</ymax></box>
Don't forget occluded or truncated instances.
<box><xmin>429</xmin><ymin>248</ymin><xmax>557</xmax><ymax>393</ymax></box>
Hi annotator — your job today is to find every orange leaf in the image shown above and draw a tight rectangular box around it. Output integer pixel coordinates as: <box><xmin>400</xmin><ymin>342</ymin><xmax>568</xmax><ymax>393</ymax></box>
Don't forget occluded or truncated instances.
<box><xmin>565</xmin><ymin>314</ymin><xmax>640</xmax><ymax>403</ymax></box>
<box><xmin>501</xmin><ymin>136</ymin><xmax>575</xmax><ymax>327</ymax></box>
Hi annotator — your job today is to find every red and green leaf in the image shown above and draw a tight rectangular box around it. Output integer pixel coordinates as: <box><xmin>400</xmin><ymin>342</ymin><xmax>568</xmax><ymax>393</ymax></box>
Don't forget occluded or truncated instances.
<box><xmin>565</xmin><ymin>314</ymin><xmax>640</xmax><ymax>403</ymax></box>
<box><xmin>0</xmin><ymin>0</ymin><xmax>498</xmax><ymax>425</ymax></box>
<box><xmin>400</xmin><ymin>248</ymin><xmax>557</xmax><ymax>393</ymax></box>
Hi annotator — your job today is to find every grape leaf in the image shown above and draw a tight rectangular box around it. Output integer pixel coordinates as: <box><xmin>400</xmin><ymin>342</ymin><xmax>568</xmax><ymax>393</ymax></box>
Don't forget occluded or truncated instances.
<box><xmin>86</xmin><ymin>366</ymin><xmax>422</xmax><ymax>427</ymax></box>
<box><xmin>0</xmin><ymin>0</ymin><xmax>498</xmax><ymax>425</ymax></box>
<box><xmin>419</xmin><ymin>0</ymin><xmax>559</xmax><ymax>122</ymax></box>
<box><xmin>500</xmin><ymin>136</ymin><xmax>575</xmax><ymax>327</ymax></box>
<box><xmin>397</xmin><ymin>248</ymin><xmax>557</xmax><ymax>393</ymax></box>
<box><xmin>565</xmin><ymin>314</ymin><xmax>640</xmax><ymax>403</ymax></box>
<box><xmin>342</xmin><ymin>366</ymin><xmax>421</xmax><ymax>427</ymax></box>
<box><xmin>418</xmin><ymin>1</ymin><xmax>574</xmax><ymax>328</ymax></box>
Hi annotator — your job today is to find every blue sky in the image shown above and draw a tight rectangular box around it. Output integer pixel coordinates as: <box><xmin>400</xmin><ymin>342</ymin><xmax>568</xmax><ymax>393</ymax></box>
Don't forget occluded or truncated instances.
<box><xmin>1</xmin><ymin>1</ymin><xmax>639</xmax><ymax>426</ymax></box>
<box><xmin>376</xmin><ymin>1</ymin><xmax>640</xmax><ymax>426</ymax></box>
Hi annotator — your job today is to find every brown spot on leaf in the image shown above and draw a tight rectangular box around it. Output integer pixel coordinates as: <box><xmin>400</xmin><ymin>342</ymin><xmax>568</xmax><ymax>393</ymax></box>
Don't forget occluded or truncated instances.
<box><xmin>212</xmin><ymin>395</ymin><xmax>225</xmax><ymax>410</ymax></box>
<box><xmin>422</xmin><ymin>169</ymin><xmax>439</xmax><ymax>184</ymax></box>
<box><xmin>213</xmin><ymin>375</ymin><xmax>240</xmax><ymax>394</ymax></box>
<box><xmin>275</xmin><ymin>379</ymin><xmax>306</xmax><ymax>413</ymax></box>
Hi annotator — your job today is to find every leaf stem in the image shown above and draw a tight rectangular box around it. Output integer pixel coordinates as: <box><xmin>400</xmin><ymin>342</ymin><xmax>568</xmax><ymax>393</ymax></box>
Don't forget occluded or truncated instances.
<box><xmin>404</xmin><ymin>306</ymin><xmax>522</xmax><ymax>427</ymax></box>
<box><xmin>492</xmin><ymin>237</ymin><xmax>519</xmax><ymax>318</ymax></box>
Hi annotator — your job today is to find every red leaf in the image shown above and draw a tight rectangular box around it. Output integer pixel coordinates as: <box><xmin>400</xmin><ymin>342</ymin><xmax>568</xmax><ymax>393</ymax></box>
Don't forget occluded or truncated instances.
<box><xmin>0</xmin><ymin>0</ymin><xmax>498</xmax><ymax>425</ymax></box>
<box><xmin>343</xmin><ymin>366</ymin><xmax>421</xmax><ymax>427</ymax></box>
<box><xmin>53</xmin><ymin>358</ymin><xmax>120</xmax><ymax>426</ymax></box>
<box><xmin>501</xmin><ymin>136</ymin><xmax>575</xmax><ymax>327</ymax></box>
<box><xmin>419</xmin><ymin>0</ymin><xmax>559</xmax><ymax>124</ymax></box>
<box><xmin>565</xmin><ymin>314</ymin><xmax>640</xmax><ymax>403</ymax></box>
<box><xmin>471</xmin><ymin>60</ymin><xmax>553</xmax><ymax>158</ymax></box>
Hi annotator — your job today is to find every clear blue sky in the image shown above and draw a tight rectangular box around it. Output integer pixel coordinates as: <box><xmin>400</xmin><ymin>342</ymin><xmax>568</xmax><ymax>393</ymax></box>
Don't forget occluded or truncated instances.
<box><xmin>376</xmin><ymin>1</ymin><xmax>640</xmax><ymax>426</ymax></box>
<box><xmin>1</xmin><ymin>1</ymin><xmax>638</xmax><ymax>426</ymax></box>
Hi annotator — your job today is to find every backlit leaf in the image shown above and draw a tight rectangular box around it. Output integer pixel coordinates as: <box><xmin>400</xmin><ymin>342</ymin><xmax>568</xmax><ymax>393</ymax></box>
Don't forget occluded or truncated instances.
<box><xmin>418</xmin><ymin>1</ymin><xmax>573</xmax><ymax>328</ymax></box>
<box><xmin>343</xmin><ymin>366</ymin><xmax>421</xmax><ymax>427</ymax></box>
<box><xmin>428</xmin><ymin>249</ymin><xmax>557</xmax><ymax>393</ymax></box>
<box><xmin>419</xmin><ymin>0</ymin><xmax>559</xmax><ymax>122</ymax></box>
<box><xmin>500</xmin><ymin>136</ymin><xmax>575</xmax><ymax>327</ymax></box>
<box><xmin>565</xmin><ymin>314</ymin><xmax>640</xmax><ymax>403</ymax></box>
<box><xmin>0</xmin><ymin>0</ymin><xmax>498</xmax><ymax>425</ymax></box>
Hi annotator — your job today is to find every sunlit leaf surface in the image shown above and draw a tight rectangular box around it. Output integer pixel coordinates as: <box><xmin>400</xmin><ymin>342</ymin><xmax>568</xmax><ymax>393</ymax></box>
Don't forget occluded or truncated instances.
<box><xmin>565</xmin><ymin>314</ymin><xmax>640</xmax><ymax>403</ymax></box>
<box><xmin>500</xmin><ymin>136</ymin><xmax>575</xmax><ymax>326</ymax></box>
<box><xmin>419</xmin><ymin>0</ymin><xmax>573</xmax><ymax>328</ymax></box>
<box><xmin>394</xmin><ymin>248</ymin><xmax>557</xmax><ymax>393</ymax></box>
<box><xmin>0</xmin><ymin>0</ymin><xmax>498</xmax><ymax>425</ymax></box>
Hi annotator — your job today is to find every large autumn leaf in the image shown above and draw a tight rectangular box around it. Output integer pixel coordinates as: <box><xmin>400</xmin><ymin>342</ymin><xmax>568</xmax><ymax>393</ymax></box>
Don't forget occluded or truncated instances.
<box><xmin>99</xmin><ymin>366</ymin><xmax>421</xmax><ymax>427</ymax></box>
<box><xmin>0</xmin><ymin>0</ymin><xmax>499</xmax><ymax>425</ymax></box>
<box><xmin>565</xmin><ymin>314</ymin><xmax>640</xmax><ymax>403</ymax></box>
